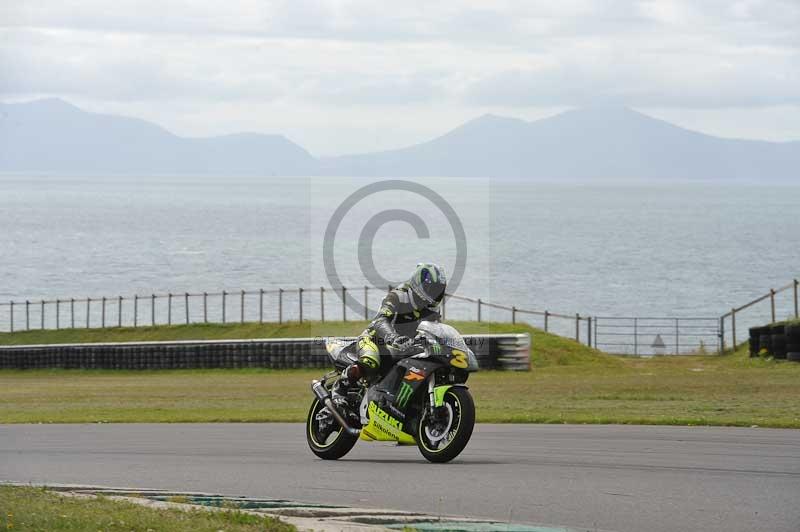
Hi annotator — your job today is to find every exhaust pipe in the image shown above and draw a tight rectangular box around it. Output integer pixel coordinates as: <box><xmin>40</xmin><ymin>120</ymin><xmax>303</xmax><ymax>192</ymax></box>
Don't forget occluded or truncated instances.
<box><xmin>312</xmin><ymin>380</ymin><xmax>360</xmax><ymax>436</ymax></box>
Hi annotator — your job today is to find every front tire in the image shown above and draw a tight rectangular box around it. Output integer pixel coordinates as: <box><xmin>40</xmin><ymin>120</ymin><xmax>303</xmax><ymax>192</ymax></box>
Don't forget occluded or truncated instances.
<box><xmin>306</xmin><ymin>398</ymin><xmax>358</xmax><ymax>460</ymax></box>
<box><xmin>417</xmin><ymin>387</ymin><xmax>475</xmax><ymax>463</ymax></box>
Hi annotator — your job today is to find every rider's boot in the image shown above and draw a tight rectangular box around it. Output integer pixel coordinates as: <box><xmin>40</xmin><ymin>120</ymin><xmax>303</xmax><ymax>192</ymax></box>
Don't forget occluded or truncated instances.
<box><xmin>330</xmin><ymin>363</ymin><xmax>361</xmax><ymax>410</ymax></box>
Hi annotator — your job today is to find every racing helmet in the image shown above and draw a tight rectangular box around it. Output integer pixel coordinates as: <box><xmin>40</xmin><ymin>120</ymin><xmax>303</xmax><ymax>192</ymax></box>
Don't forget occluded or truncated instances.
<box><xmin>409</xmin><ymin>263</ymin><xmax>447</xmax><ymax>307</ymax></box>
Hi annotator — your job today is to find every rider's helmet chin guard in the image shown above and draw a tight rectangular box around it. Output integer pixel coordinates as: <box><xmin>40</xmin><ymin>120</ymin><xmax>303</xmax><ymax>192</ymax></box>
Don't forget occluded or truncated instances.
<box><xmin>409</xmin><ymin>263</ymin><xmax>447</xmax><ymax>310</ymax></box>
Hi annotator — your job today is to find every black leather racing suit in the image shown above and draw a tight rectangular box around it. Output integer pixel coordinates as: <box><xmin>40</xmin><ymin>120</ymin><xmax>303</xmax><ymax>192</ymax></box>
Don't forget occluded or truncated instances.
<box><xmin>352</xmin><ymin>283</ymin><xmax>441</xmax><ymax>375</ymax></box>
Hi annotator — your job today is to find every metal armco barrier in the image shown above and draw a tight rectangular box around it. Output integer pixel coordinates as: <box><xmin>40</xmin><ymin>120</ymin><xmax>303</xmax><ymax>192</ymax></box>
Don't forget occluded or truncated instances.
<box><xmin>0</xmin><ymin>333</ymin><xmax>530</xmax><ymax>371</ymax></box>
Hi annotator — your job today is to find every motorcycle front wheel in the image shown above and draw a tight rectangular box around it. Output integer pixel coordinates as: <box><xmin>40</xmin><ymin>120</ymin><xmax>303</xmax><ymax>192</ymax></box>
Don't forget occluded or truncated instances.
<box><xmin>306</xmin><ymin>398</ymin><xmax>358</xmax><ymax>460</ymax></box>
<box><xmin>417</xmin><ymin>387</ymin><xmax>475</xmax><ymax>463</ymax></box>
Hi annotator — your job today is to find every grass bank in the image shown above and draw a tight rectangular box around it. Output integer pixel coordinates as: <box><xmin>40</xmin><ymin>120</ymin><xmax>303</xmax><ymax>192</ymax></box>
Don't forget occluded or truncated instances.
<box><xmin>0</xmin><ymin>320</ymin><xmax>543</xmax><ymax>346</ymax></box>
<box><xmin>1</xmin><ymin>321</ymin><xmax>799</xmax><ymax>427</ymax></box>
<box><xmin>0</xmin><ymin>486</ymin><xmax>295</xmax><ymax>532</ymax></box>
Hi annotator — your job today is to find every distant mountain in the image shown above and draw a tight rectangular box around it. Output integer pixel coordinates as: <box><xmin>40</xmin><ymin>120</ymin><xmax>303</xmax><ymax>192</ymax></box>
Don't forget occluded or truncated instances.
<box><xmin>321</xmin><ymin>107</ymin><xmax>800</xmax><ymax>180</ymax></box>
<box><xmin>1</xmin><ymin>99</ymin><xmax>798</xmax><ymax>180</ymax></box>
<box><xmin>0</xmin><ymin>99</ymin><xmax>316</xmax><ymax>176</ymax></box>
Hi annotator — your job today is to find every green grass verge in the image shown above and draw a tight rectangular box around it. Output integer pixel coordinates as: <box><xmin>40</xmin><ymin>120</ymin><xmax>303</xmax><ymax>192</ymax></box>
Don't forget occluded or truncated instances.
<box><xmin>0</xmin><ymin>320</ymin><xmax>551</xmax><ymax>346</ymax></box>
<box><xmin>0</xmin><ymin>486</ymin><xmax>295</xmax><ymax>532</ymax></box>
<box><xmin>1</xmin><ymin>321</ymin><xmax>799</xmax><ymax>427</ymax></box>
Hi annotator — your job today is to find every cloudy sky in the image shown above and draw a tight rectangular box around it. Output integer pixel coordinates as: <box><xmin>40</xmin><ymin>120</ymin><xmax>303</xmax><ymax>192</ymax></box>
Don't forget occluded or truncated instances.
<box><xmin>2</xmin><ymin>1</ymin><xmax>799</xmax><ymax>155</ymax></box>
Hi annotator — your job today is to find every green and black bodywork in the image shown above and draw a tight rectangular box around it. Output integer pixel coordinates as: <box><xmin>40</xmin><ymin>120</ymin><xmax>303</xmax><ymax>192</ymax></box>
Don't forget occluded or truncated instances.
<box><xmin>307</xmin><ymin>321</ymin><xmax>479</xmax><ymax>463</ymax></box>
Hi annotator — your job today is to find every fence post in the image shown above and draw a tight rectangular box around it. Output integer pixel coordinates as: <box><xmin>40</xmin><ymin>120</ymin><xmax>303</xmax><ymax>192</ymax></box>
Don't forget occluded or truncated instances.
<box><xmin>544</xmin><ymin>310</ymin><xmax>549</xmax><ymax>332</ymax></box>
<box><xmin>222</xmin><ymin>291</ymin><xmax>227</xmax><ymax>324</ymax></box>
<box><xmin>168</xmin><ymin>293</ymin><xmax>172</xmax><ymax>325</ymax></box>
<box><xmin>720</xmin><ymin>316</ymin><xmax>726</xmax><ymax>353</ymax></box>
<box><xmin>587</xmin><ymin>316</ymin><xmax>592</xmax><ymax>347</ymax></box>
<box><xmin>794</xmin><ymin>279</ymin><xmax>799</xmax><ymax>319</ymax></box>
<box><xmin>770</xmin><ymin>288</ymin><xmax>776</xmax><ymax>323</ymax></box>
<box><xmin>259</xmin><ymin>289</ymin><xmax>264</xmax><ymax>324</ymax></box>
<box><xmin>364</xmin><ymin>286</ymin><xmax>368</xmax><ymax>320</ymax></box>
<box><xmin>10</xmin><ymin>301</ymin><xmax>14</xmax><ymax>332</ymax></box>
<box><xmin>56</xmin><ymin>300</ymin><xmax>60</xmax><ymax>330</ymax></box>
<box><xmin>101</xmin><ymin>297</ymin><xmax>106</xmax><ymax>328</ymax></box>
<box><xmin>203</xmin><ymin>292</ymin><xmax>208</xmax><ymax>323</ymax></box>
<box><xmin>118</xmin><ymin>296</ymin><xmax>123</xmax><ymax>328</ymax></box>
<box><xmin>477</xmin><ymin>299</ymin><xmax>482</xmax><ymax>322</ymax></box>
<box><xmin>40</xmin><ymin>300</ymin><xmax>45</xmax><ymax>330</ymax></box>
<box><xmin>151</xmin><ymin>294</ymin><xmax>155</xmax><ymax>326</ymax></box>
<box><xmin>341</xmin><ymin>287</ymin><xmax>347</xmax><ymax>321</ymax></box>
<box><xmin>86</xmin><ymin>298</ymin><xmax>91</xmax><ymax>329</ymax></box>
<box><xmin>278</xmin><ymin>288</ymin><xmax>283</xmax><ymax>324</ymax></box>
<box><xmin>133</xmin><ymin>295</ymin><xmax>138</xmax><ymax>327</ymax></box>
<box><xmin>26</xmin><ymin>300</ymin><xmax>30</xmax><ymax>330</ymax></box>
<box><xmin>320</xmin><ymin>287</ymin><xmax>325</xmax><ymax>322</ymax></box>
<box><xmin>575</xmin><ymin>313</ymin><xmax>580</xmax><ymax>342</ymax></box>
<box><xmin>512</xmin><ymin>306</ymin><xmax>516</xmax><ymax>324</ymax></box>
<box><xmin>184</xmin><ymin>293</ymin><xmax>189</xmax><ymax>324</ymax></box>
<box><xmin>241</xmin><ymin>290</ymin><xmax>246</xmax><ymax>324</ymax></box>
<box><xmin>633</xmin><ymin>317</ymin><xmax>638</xmax><ymax>355</ymax></box>
<box><xmin>442</xmin><ymin>296</ymin><xmax>446</xmax><ymax>320</ymax></box>
<box><xmin>731</xmin><ymin>309</ymin><xmax>736</xmax><ymax>350</ymax></box>
<box><xmin>299</xmin><ymin>287</ymin><xmax>304</xmax><ymax>323</ymax></box>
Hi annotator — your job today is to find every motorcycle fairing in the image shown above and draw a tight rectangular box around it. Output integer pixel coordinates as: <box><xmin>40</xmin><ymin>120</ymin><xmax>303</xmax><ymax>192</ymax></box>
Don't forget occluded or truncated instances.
<box><xmin>359</xmin><ymin>358</ymin><xmax>443</xmax><ymax>444</ymax></box>
<box><xmin>393</xmin><ymin>357</ymin><xmax>442</xmax><ymax>411</ymax></box>
<box><xmin>359</xmin><ymin>401</ymin><xmax>416</xmax><ymax>444</ymax></box>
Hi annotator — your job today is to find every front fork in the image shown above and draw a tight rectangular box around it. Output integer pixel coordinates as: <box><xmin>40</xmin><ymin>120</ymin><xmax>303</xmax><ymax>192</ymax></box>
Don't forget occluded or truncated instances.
<box><xmin>429</xmin><ymin>377</ymin><xmax>457</xmax><ymax>412</ymax></box>
<box><xmin>428</xmin><ymin>377</ymin><xmax>437</xmax><ymax>415</ymax></box>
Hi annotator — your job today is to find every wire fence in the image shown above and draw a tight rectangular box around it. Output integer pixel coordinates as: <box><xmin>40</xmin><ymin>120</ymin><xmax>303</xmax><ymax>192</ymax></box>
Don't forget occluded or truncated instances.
<box><xmin>593</xmin><ymin>317</ymin><xmax>721</xmax><ymax>356</ymax></box>
<box><xmin>591</xmin><ymin>279</ymin><xmax>798</xmax><ymax>355</ymax></box>
<box><xmin>0</xmin><ymin>287</ymin><xmax>593</xmax><ymax>346</ymax></box>
<box><xmin>719</xmin><ymin>279</ymin><xmax>799</xmax><ymax>351</ymax></box>
<box><xmin>1</xmin><ymin>278</ymin><xmax>796</xmax><ymax>355</ymax></box>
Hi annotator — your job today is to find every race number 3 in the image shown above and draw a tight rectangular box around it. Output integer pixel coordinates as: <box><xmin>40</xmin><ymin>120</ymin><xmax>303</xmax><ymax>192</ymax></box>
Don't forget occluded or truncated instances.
<box><xmin>450</xmin><ymin>349</ymin><xmax>468</xmax><ymax>369</ymax></box>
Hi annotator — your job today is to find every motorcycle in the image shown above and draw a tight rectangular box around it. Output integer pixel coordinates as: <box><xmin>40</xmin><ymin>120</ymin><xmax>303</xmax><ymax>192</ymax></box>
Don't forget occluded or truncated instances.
<box><xmin>307</xmin><ymin>321</ymin><xmax>479</xmax><ymax>463</ymax></box>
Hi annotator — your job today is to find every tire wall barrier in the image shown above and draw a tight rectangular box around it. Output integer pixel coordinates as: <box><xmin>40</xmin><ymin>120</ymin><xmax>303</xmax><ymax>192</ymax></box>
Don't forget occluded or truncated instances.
<box><xmin>0</xmin><ymin>334</ymin><xmax>531</xmax><ymax>371</ymax></box>
<box><xmin>749</xmin><ymin>322</ymin><xmax>800</xmax><ymax>362</ymax></box>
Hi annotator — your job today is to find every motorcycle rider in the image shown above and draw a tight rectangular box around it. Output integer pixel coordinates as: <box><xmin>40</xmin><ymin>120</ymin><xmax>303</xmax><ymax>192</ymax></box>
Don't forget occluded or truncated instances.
<box><xmin>331</xmin><ymin>263</ymin><xmax>447</xmax><ymax>407</ymax></box>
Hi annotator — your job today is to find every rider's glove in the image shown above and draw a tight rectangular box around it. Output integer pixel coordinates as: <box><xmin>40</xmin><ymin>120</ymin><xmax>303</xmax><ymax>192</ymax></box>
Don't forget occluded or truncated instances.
<box><xmin>389</xmin><ymin>335</ymin><xmax>414</xmax><ymax>352</ymax></box>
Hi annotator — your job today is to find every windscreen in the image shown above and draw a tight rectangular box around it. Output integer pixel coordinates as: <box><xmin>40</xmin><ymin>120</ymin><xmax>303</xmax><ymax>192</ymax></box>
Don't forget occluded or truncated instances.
<box><xmin>417</xmin><ymin>321</ymin><xmax>479</xmax><ymax>371</ymax></box>
<box><xmin>418</xmin><ymin>321</ymin><xmax>467</xmax><ymax>349</ymax></box>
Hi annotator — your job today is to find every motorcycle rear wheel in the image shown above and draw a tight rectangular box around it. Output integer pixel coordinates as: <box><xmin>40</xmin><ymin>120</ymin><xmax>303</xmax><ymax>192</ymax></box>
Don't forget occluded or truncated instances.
<box><xmin>306</xmin><ymin>398</ymin><xmax>358</xmax><ymax>460</ymax></box>
<box><xmin>417</xmin><ymin>387</ymin><xmax>475</xmax><ymax>463</ymax></box>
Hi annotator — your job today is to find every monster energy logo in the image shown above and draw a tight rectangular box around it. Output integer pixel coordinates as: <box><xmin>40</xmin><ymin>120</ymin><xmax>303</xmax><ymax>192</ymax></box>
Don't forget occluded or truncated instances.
<box><xmin>396</xmin><ymin>382</ymin><xmax>413</xmax><ymax>408</ymax></box>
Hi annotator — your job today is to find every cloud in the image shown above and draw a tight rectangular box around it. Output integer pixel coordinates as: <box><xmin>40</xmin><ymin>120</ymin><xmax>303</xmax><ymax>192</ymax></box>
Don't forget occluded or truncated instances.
<box><xmin>1</xmin><ymin>0</ymin><xmax>799</xmax><ymax>152</ymax></box>
<box><xmin>5</xmin><ymin>1</ymin><xmax>795</xmax><ymax>46</ymax></box>
<box><xmin>0</xmin><ymin>28</ymin><xmax>287</xmax><ymax>102</ymax></box>
<box><xmin>301</xmin><ymin>71</ymin><xmax>449</xmax><ymax>106</ymax></box>
<box><xmin>464</xmin><ymin>47</ymin><xmax>800</xmax><ymax>108</ymax></box>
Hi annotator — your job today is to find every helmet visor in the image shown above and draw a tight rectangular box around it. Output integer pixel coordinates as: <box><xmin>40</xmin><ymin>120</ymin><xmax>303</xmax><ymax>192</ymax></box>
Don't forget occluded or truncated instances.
<box><xmin>415</xmin><ymin>266</ymin><xmax>447</xmax><ymax>305</ymax></box>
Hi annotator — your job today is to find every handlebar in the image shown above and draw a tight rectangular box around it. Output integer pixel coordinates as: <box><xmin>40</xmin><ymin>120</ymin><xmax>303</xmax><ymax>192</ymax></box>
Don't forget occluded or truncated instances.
<box><xmin>388</xmin><ymin>336</ymin><xmax>428</xmax><ymax>357</ymax></box>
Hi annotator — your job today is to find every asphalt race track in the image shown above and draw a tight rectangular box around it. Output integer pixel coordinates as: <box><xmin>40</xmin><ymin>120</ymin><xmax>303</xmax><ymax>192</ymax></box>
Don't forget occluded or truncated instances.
<box><xmin>2</xmin><ymin>424</ymin><xmax>798</xmax><ymax>532</ymax></box>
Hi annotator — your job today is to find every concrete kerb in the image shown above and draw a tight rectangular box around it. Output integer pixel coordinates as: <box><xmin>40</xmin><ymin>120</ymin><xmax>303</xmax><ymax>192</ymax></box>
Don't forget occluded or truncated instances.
<box><xmin>3</xmin><ymin>483</ymin><xmax>581</xmax><ymax>532</ymax></box>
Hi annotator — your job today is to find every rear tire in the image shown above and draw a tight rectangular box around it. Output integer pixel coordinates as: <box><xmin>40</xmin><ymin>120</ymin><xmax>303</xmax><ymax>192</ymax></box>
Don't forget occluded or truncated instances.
<box><xmin>306</xmin><ymin>399</ymin><xmax>358</xmax><ymax>460</ymax></box>
<box><xmin>417</xmin><ymin>387</ymin><xmax>475</xmax><ymax>463</ymax></box>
